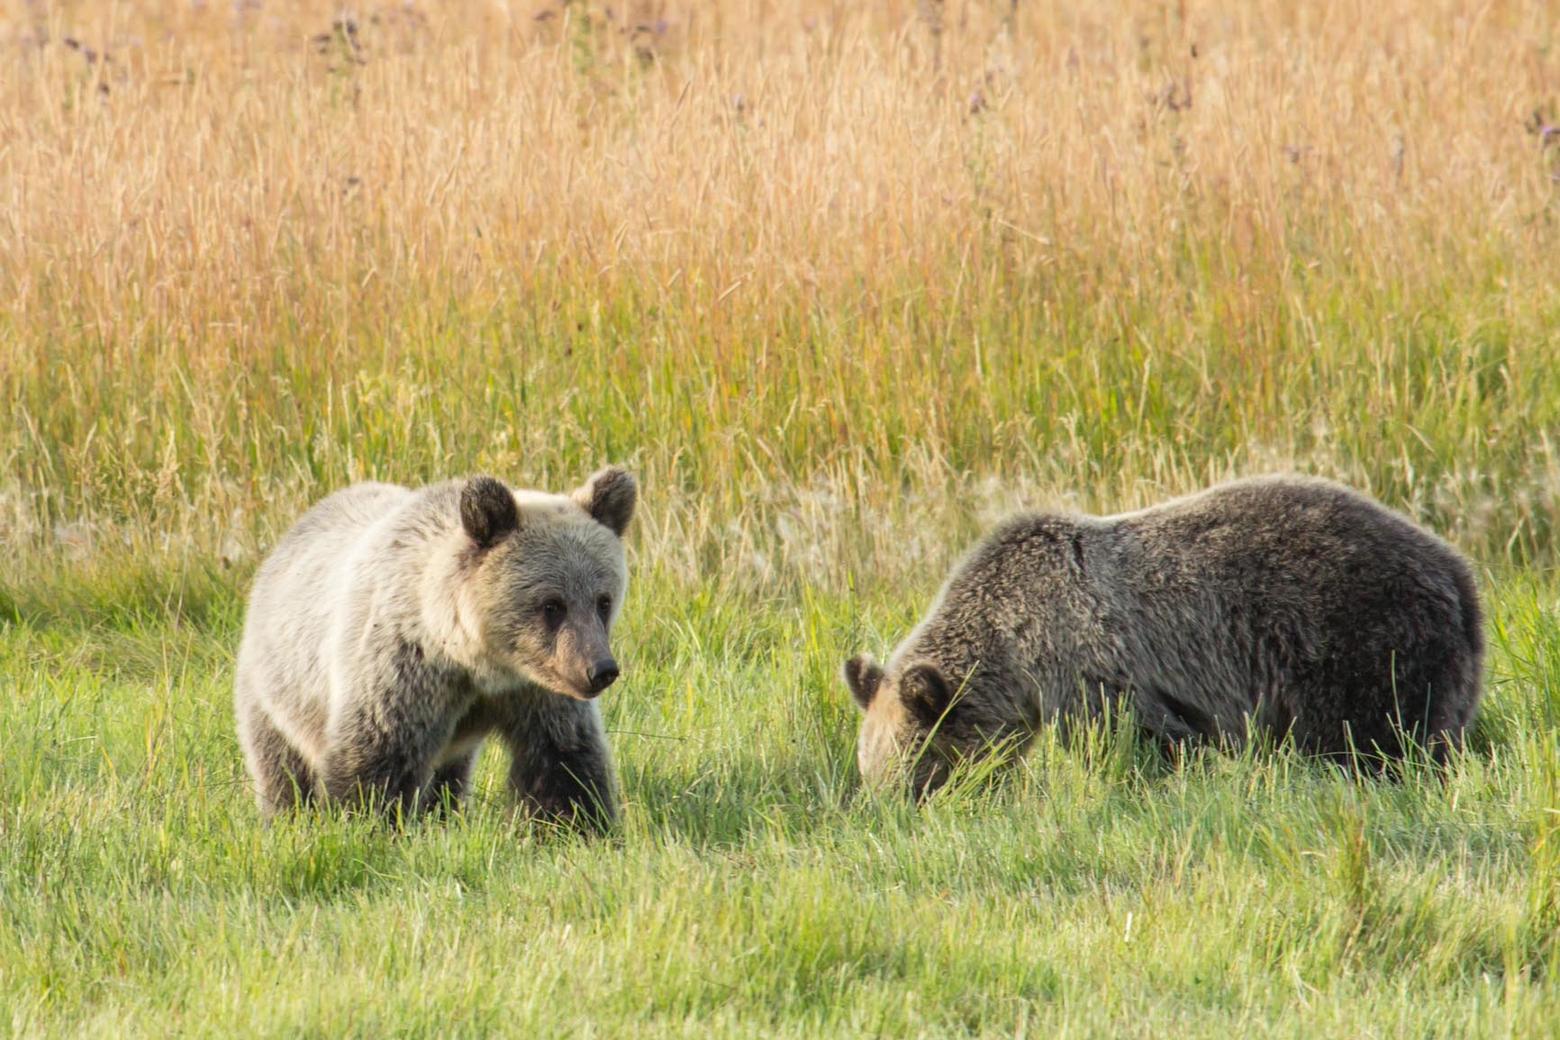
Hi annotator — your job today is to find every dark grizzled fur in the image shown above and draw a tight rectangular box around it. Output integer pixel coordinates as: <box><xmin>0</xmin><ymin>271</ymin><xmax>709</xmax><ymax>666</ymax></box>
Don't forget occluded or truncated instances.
<box><xmin>498</xmin><ymin>696</ymin><xmax>619</xmax><ymax>831</ymax></box>
<box><xmin>235</xmin><ymin>468</ymin><xmax>634</xmax><ymax>831</ymax></box>
<box><xmin>846</xmin><ymin>475</ymin><xmax>1484</xmax><ymax>797</ymax></box>
<box><xmin>313</xmin><ymin>637</ymin><xmax>472</xmax><ymax>818</ymax></box>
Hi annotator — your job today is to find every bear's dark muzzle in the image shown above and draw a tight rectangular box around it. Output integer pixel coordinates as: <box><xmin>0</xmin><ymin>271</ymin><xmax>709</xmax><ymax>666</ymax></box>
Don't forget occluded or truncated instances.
<box><xmin>586</xmin><ymin>658</ymin><xmax>620</xmax><ymax>695</ymax></box>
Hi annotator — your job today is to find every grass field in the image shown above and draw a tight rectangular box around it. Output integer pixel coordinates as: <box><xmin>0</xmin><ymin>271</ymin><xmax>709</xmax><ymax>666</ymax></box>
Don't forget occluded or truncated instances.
<box><xmin>3</xmin><ymin>0</ymin><xmax>1560</xmax><ymax>1035</ymax></box>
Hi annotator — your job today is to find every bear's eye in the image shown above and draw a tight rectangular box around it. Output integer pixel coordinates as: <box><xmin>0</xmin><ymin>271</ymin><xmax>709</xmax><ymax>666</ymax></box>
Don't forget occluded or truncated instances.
<box><xmin>596</xmin><ymin>595</ymin><xmax>612</xmax><ymax>620</ymax></box>
<box><xmin>541</xmin><ymin>599</ymin><xmax>566</xmax><ymax>628</ymax></box>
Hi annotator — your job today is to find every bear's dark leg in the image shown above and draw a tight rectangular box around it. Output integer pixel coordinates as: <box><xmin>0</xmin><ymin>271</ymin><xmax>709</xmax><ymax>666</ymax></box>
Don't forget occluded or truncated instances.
<box><xmin>423</xmin><ymin>751</ymin><xmax>480</xmax><ymax>815</ymax></box>
<box><xmin>319</xmin><ymin>703</ymin><xmax>451</xmax><ymax>822</ymax></box>
<box><xmin>238</xmin><ymin>699</ymin><xmax>318</xmax><ymax>816</ymax></box>
<box><xmin>318</xmin><ymin>729</ymin><xmax>443</xmax><ymax>820</ymax></box>
<box><xmin>1292</xmin><ymin>639</ymin><xmax>1472</xmax><ymax>772</ymax></box>
<box><xmin>500</xmin><ymin>696</ymin><xmax>617</xmax><ymax>834</ymax></box>
<box><xmin>319</xmin><ymin>746</ymin><xmax>426</xmax><ymax>821</ymax></box>
<box><xmin>317</xmin><ymin>643</ymin><xmax>466</xmax><ymax>822</ymax></box>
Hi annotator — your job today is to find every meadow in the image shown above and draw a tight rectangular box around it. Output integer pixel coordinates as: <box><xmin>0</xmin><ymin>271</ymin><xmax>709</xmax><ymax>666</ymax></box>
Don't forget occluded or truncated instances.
<box><xmin>2</xmin><ymin>0</ymin><xmax>1559</xmax><ymax>1034</ymax></box>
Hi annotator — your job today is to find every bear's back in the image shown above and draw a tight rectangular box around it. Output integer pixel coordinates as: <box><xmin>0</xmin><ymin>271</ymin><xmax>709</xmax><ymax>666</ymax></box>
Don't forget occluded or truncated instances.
<box><xmin>1107</xmin><ymin>475</ymin><xmax>1470</xmax><ymax>602</ymax></box>
<box><xmin>250</xmin><ymin>480</ymin><xmax>420</xmax><ymax>627</ymax></box>
<box><xmin>271</xmin><ymin>482</ymin><xmax>412</xmax><ymax>556</ymax></box>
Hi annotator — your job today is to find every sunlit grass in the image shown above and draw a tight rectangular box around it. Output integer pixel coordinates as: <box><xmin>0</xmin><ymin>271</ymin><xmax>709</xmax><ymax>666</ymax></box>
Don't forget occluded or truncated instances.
<box><xmin>2</xmin><ymin>0</ymin><xmax>1558</xmax><ymax>591</ymax></box>
<box><xmin>3</xmin><ymin>579</ymin><xmax>1559</xmax><ymax>1036</ymax></box>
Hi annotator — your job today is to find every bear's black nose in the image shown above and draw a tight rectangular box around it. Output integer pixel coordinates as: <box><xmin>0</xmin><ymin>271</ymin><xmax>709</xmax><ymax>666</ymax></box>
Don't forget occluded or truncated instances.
<box><xmin>587</xmin><ymin>658</ymin><xmax>620</xmax><ymax>694</ymax></box>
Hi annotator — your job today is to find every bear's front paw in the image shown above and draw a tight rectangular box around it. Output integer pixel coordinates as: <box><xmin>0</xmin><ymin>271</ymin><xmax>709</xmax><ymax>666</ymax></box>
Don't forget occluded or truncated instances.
<box><xmin>513</xmin><ymin>780</ymin><xmax>617</xmax><ymax>835</ymax></box>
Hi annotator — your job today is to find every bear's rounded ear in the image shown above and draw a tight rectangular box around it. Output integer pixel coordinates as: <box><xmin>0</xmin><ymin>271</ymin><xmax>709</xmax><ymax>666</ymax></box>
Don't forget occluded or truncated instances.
<box><xmin>843</xmin><ymin>654</ymin><xmax>884</xmax><ymax>711</ymax></box>
<box><xmin>460</xmin><ymin>476</ymin><xmax>520</xmax><ymax>549</ymax></box>
<box><xmin>573</xmin><ymin>466</ymin><xmax>637</xmax><ymax>537</ymax></box>
<box><xmin>901</xmin><ymin>661</ymin><xmax>954</xmax><ymax>729</ymax></box>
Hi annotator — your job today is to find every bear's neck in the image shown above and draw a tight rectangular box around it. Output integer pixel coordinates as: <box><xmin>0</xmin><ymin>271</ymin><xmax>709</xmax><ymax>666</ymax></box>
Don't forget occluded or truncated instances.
<box><xmin>909</xmin><ymin>621</ymin><xmax>1005</xmax><ymax>689</ymax></box>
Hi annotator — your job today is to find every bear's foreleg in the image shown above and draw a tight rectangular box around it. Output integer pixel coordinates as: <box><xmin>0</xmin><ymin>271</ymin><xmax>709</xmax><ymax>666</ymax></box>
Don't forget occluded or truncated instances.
<box><xmin>318</xmin><ymin>719</ymin><xmax>436</xmax><ymax>820</ymax></box>
<box><xmin>318</xmin><ymin>646</ymin><xmax>459</xmax><ymax>821</ymax></box>
<box><xmin>501</xmin><ymin>696</ymin><xmax>617</xmax><ymax>833</ymax></box>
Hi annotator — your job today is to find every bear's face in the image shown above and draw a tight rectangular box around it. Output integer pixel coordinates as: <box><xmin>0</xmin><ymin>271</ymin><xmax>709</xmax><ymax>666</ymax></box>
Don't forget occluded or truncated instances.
<box><xmin>843</xmin><ymin>654</ymin><xmax>961</xmax><ymax>798</ymax></box>
<box><xmin>456</xmin><ymin>468</ymin><xmax>637</xmax><ymax>701</ymax></box>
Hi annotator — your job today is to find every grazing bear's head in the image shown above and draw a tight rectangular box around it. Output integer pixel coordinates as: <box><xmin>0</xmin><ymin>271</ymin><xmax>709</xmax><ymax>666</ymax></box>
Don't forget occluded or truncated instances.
<box><xmin>452</xmin><ymin>467</ymin><xmax>637</xmax><ymax>700</ymax></box>
<box><xmin>844</xmin><ymin>652</ymin><xmax>971</xmax><ymax>799</ymax></box>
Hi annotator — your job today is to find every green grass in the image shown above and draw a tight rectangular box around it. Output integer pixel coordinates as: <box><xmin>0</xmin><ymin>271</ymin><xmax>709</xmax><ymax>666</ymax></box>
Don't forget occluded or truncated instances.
<box><xmin>3</xmin><ymin>568</ymin><xmax>1558</xmax><ymax>1037</ymax></box>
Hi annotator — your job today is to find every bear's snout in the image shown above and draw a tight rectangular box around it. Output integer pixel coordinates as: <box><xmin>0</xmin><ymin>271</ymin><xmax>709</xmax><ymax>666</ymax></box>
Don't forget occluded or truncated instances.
<box><xmin>586</xmin><ymin>657</ymin><xmax>620</xmax><ymax>695</ymax></box>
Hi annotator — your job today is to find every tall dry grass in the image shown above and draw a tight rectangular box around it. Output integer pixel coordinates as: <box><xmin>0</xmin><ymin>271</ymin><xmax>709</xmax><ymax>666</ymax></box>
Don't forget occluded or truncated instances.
<box><xmin>2</xmin><ymin>0</ymin><xmax>1558</xmax><ymax>609</ymax></box>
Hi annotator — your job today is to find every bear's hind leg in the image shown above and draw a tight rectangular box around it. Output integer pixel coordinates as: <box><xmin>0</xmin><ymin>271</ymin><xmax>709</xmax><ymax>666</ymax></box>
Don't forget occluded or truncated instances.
<box><xmin>238</xmin><ymin>701</ymin><xmax>318</xmax><ymax>815</ymax></box>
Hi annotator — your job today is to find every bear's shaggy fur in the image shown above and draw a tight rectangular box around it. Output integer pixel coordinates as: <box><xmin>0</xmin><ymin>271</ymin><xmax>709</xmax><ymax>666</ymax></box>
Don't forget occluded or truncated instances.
<box><xmin>235</xmin><ymin>467</ymin><xmax>637</xmax><ymax>829</ymax></box>
<box><xmin>845</xmin><ymin>475</ymin><xmax>1484</xmax><ymax>796</ymax></box>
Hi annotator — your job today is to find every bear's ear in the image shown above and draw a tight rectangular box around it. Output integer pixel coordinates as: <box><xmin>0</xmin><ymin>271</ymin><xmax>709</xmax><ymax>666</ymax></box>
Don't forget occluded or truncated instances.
<box><xmin>901</xmin><ymin>661</ymin><xmax>955</xmax><ymax>729</ymax></box>
<box><xmin>573</xmin><ymin>466</ymin><xmax>637</xmax><ymax>537</ymax></box>
<box><xmin>460</xmin><ymin>476</ymin><xmax>520</xmax><ymax>549</ymax></box>
<box><xmin>843</xmin><ymin>653</ymin><xmax>884</xmax><ymax>711</ymax></box>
